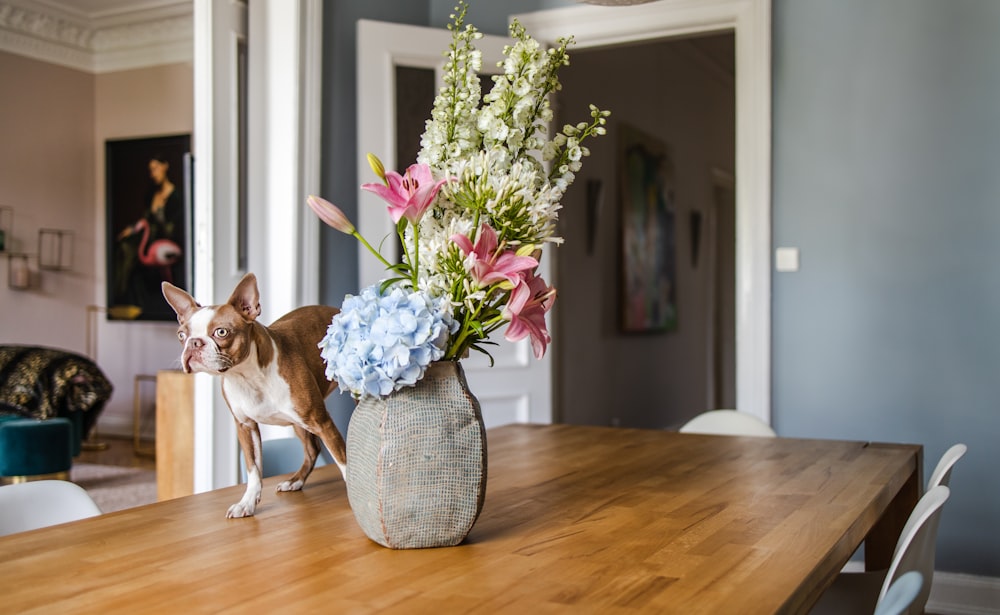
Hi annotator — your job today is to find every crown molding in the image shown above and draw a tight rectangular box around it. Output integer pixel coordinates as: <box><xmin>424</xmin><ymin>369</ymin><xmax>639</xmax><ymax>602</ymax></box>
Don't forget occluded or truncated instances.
<box><xmin>0</xmin><ymin>0</ymin><xmax>191</xmax><ymax>73</ymax></box>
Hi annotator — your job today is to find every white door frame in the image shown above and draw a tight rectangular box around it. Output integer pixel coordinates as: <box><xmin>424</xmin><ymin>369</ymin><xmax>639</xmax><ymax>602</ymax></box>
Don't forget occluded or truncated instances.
<box><xmin>192</xmin><ymin>0</ymin><xmax>247</xmax><ymax>492</ymax></box>
<box><xmin>517</xmin><ymin>0</ymin><xmax>772</xmax><ymax>423</ymax></box>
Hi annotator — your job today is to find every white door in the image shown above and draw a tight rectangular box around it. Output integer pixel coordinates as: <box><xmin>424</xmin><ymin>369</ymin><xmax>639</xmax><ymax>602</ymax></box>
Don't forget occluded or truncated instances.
<box><xmin>357</xmin><ymin>20</ymin><xmax>552</xmax><ymax>428</ymax></box>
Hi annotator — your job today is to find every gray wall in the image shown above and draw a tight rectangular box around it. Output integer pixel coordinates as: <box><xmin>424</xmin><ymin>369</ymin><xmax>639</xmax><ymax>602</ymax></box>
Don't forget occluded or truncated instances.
<box><xmin>772</xmin><ymin>0</ymin><xmax>1000</xmax><ymax>575</ymax></box>
<box><xmin>321</xmin><ymin>0</ymin><xmax>1000</xmax><ymax>577</ymax></box>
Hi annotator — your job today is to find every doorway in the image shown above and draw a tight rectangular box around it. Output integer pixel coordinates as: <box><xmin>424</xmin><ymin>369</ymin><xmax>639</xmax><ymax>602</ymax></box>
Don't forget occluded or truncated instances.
<box><xmin>520</xmin><ymin>0</ymin><xmax>772</xmax><ymax>425</ymax></box>
<box><xmin>552</xmin><ymin>34</ymin><xmax>737</xmax><ymax>429</ymax></box>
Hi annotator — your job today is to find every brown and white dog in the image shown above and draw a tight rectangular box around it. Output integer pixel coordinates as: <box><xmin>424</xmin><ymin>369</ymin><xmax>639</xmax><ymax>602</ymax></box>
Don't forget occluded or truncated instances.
<box><xmin>161</xmin><ymin>273</ymin><xmax>346</xmax><ymax>518</ymax></box>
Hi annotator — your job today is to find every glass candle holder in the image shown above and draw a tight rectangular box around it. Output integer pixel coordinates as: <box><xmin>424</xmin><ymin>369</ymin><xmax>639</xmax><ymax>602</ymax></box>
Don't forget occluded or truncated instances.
<box><xmin>8</xmin><ymin>253</ymin><xmax>30</xmax><ymax>290</ymax></box>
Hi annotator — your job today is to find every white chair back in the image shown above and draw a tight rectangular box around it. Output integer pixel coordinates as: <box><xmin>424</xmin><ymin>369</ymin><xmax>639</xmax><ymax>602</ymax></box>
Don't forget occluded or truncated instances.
<box><xmin>878</xmin><ymin>485</ymin><xmax>950</xmax><ymax>612</ymax></box>
<box><xmin>0</xmin><ymin>480</ymin><xmax>101</xmax><ymax>536</ymax></box>
<box><xmin>926</xmin><ymin>443</ymin><xmax>966</xmax><ymax>490</ymax></box>
<box><xmin>679</xmin><ymin>409</ymin><xmax>777</xmax><ymax>437</ymax></box>
<box><xmin>873</xmin><ymin>571</ymin><xmax>923</xmax><ymax>615</ymax></box>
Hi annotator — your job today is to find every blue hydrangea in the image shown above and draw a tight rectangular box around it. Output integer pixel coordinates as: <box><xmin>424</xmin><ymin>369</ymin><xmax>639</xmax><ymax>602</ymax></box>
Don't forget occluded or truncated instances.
<box><xmin>319</xmin><ymin>283</ymin><xmax>458</xmax><ymax>398</ymax></box>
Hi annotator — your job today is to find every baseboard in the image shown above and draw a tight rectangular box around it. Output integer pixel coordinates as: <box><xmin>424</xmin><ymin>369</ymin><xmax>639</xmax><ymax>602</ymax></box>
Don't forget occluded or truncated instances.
<box><xmin>928</xmin><ymin>572</ymin><xmax>1000</xmax><ymax>615</ymax></box>
<box><xmin>91</xmin><ymin>415</ymin><xmax>133</xmax><ymax>440</ymax></box>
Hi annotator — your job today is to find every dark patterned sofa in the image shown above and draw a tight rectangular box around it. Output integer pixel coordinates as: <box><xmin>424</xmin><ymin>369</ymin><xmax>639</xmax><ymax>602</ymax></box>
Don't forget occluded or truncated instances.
<box><xmin>0</xmin><ymin>346</ymin><xmax>113</xmax><ymax>479</ymax></box>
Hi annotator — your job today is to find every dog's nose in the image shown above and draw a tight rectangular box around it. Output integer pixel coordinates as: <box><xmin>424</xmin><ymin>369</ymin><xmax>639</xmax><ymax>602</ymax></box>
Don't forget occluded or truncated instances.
<box><xmin>190</xmin><ymin>338</ymin><xmax>204</xmax><ymax>348</ymax></box>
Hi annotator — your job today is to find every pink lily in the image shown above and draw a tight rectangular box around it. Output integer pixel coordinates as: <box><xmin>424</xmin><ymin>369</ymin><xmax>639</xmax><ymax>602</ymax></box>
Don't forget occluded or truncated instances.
<box><xmin>502</xmin><ymin>271</ymin><xmax>556</xmax><ymax>359</ymax></box>
<box><xmin>361</xmin><ymin>162</ymin><xmax>447</xmax><ymax>224</ymax></box>
<box><xmin>451</xmin><ymin>224</ymin><xmax>538</xmax><ymax>287</ymax></box>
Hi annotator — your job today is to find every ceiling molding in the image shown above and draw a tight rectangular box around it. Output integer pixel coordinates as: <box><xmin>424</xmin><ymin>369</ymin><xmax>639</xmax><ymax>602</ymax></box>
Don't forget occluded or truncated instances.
<box><xmin>0</xmin><ymin>0</ymin><xmax>191</xmax><ymax>73</ymax></box>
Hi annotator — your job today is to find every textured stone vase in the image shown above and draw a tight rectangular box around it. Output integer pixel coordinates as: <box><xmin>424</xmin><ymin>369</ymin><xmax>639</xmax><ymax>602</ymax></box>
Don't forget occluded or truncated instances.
<box><xmin>345</xmin><ymin>360</ymin><xmax>487</xmax><ymax>549</ymax></box>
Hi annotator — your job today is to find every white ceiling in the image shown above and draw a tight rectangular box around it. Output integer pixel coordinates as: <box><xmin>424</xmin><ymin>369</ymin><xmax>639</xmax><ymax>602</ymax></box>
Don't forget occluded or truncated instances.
<box><xmin>46</xmin><ymin>0</ymin><xmax>158</xmax><ymax>14</ymax></box>
<box><xmin>0</xmin><ymin>0</ymin><xmax>193</xmax><ymax>72</ymax></box>
<box><xmin>30</xmin><ymin>0</ymin><xmax>188</xmax><ymax>23</ymax></box>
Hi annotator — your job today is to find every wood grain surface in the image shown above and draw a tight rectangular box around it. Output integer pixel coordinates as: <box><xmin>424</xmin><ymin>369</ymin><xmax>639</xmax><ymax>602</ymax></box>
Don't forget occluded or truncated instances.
<box><xmin>0</xmin><ymin>424</ymin><xmax>919</xmax><ymax>614</ymax></box>
<box><xmin>154</xmin><ymin>370</ymin><xmax>195</xmax><ymax>501</ymax></box>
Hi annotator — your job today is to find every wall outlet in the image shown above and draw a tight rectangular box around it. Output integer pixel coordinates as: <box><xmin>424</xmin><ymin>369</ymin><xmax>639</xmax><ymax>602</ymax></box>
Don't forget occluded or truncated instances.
<box><xmin>775</xmin><ymin>247</ymin><xmax>799</xmax><ymax>272</ymax></box>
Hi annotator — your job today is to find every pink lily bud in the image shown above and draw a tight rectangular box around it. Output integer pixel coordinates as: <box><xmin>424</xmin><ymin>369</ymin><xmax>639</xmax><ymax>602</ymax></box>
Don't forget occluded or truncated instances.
<box><xmin>307</xmin><ymin>195</ymin><xmax>355</xmax><ymax>234</ymax></box>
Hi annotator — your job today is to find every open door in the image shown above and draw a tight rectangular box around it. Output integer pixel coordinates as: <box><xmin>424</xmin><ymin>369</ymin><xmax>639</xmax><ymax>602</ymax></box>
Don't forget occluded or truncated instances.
<box><xmin>357</xmin><ymin>20</ymin><xmax>552</xmax><ymax>428</ymax></box>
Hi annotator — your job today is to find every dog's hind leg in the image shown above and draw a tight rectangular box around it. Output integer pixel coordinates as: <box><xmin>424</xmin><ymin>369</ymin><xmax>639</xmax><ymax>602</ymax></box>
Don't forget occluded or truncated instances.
<box><xmin>311</xmin><ymin>412</ymin><xmax>347</xmax><ymax>481</ymax></box>
<box><xmin>276</xmin><ymin>426</ymin><xmax>321</xmax><ymax>492</ymax></box>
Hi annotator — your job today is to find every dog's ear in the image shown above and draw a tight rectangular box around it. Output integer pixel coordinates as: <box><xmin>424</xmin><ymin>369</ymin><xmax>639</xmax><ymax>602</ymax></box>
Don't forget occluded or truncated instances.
<box><xmin>229</xmin><ymin>272</ymin><xmax>262</xmax><ymax>321</ymax></box>
<box><xmin>162</xmin><ymin>281</ymin><xmax>200</xmax><ymax>320</ymax></box>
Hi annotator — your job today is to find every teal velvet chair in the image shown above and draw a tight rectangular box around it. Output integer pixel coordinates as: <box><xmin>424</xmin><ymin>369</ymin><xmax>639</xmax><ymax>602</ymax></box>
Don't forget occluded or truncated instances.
<box><xmin>0</xmin><ymin>346</ymin><xmax>113</xmax><ymax>482</ymax></box>
<box><xmin>0</xmin><ymin>417</ymin><xmax>74</xmax><ymax>482</ymax></box>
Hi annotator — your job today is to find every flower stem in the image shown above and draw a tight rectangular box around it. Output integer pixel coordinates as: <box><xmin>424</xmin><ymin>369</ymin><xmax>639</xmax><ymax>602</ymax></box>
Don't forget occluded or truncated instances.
<box><xmin>353</xmin><ymin>230</ymin><xmax>395</xmax><ymax>270</ymax></box>
<box><xmin>445</xmin><ymin>286</ymin><xmax>502</xmax><ymax>360</ymax></box>
<box><xmin>411</xmin><ymin>223</ymin><xmax>420</xmax><ymax>288</ymax></box>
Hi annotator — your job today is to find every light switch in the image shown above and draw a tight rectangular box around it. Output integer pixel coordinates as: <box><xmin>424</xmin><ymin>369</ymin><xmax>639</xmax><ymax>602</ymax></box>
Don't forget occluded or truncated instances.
<box><xmin>775</xmin><ymin>247</ymin><xmax>799</xmax><ymax>272</ymax></box>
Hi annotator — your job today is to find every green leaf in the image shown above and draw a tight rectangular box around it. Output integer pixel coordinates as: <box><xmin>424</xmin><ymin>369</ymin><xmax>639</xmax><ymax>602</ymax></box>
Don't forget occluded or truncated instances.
<box><xmin>379</xmin><ymin>278</ymin><xmax>406</xmax><ymax>293</ymax></box>
<box><xmin>468</xmin><ymin>344</ymin><xmax>496</xmax><ymax>367</ymax></box>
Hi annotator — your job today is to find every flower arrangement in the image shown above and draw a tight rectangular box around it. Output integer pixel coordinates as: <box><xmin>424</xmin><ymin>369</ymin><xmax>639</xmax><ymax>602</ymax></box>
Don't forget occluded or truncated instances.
<box><xmin>309</xmin><ymin>1</ymin><xmax>609</xmax><ymax>399</ymax></box>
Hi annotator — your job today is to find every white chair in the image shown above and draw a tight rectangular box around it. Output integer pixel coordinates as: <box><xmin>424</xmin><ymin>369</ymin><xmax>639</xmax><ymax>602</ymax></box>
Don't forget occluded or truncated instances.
<box><xmin>0</xmin><ymin>480</ymin><xmax>102</xmax><ymax>536</ymax></box>
<box><xmin>240</xmin><ymin>437</ymin><xmax>328</xmax><ymax>480</ymax></box>
<box><xmin>926</xmin><ymin>443</ymin><xmax>966</xmax><ymax>490</ymax></box>
<box><xmin>678</xmin><ymin>409</ymin><xmax>777</xmax><ymax>437</ymax></box>
<box><xmin>873</xmin><ymin>571</ymin><xmax>923</xmax><ymax>615</ymax></box>
<box><xmin>810</xmin><ymin>485</ymin><xmax>950</xmax><ymax>615</ymax></box>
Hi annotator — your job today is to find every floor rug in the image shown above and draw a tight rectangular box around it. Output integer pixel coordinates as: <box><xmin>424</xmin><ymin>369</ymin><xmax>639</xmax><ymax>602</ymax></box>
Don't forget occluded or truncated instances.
<box><xmin>71</xmin><ymin>463</ymin><xmax>157</xmax><ymax>513</ymax></box>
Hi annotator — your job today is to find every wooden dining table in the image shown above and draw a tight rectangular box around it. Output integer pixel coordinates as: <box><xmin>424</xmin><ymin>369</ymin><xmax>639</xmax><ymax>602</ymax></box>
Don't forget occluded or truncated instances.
<box><xmin>0</xmin><ymin>424</ymin><xmax>920</xmax><ymax>614</ymax></box>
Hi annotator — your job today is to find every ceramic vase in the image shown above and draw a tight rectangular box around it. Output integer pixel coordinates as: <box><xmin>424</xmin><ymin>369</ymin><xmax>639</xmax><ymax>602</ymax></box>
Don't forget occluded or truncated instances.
<box><xmin>345</xmin><ymin>360</ymin><xmax>487</xmax><ymax>549</ymax></box>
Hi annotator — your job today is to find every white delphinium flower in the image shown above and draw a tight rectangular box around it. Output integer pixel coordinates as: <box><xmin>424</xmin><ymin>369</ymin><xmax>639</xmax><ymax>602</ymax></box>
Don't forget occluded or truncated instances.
<box><xmin>419</xmin><ymin>7</ymin><xmax>483</xmax><ymax>172</ymax></box>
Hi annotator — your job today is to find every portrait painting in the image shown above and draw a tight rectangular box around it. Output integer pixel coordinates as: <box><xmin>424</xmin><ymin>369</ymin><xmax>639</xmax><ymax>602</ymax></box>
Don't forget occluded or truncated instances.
<box><xmin>619</xmin><ymin>124</ymin><xmax>678</xmax><ymax>333</ymax></box>
<box><xmin>105</xmin><ymin>134</ymin><xmax>192</xmax><ymax>321</ymax></box>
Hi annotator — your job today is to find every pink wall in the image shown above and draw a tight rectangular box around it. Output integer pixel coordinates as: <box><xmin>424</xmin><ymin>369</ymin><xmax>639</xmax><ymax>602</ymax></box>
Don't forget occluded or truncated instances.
<box><xmin>0</xmin><ymin>53</ymin><xmax>96</xmax><ymax>349</ymax></box>
<box><xmin>93</xmin><ymin>62</ymin><xmax>194</xmax><ymax>436</ymax></box>
<box><xmin>0</xmin><ymin>52</ymin><xmax>193</xmax><ymax>436</ymax></box>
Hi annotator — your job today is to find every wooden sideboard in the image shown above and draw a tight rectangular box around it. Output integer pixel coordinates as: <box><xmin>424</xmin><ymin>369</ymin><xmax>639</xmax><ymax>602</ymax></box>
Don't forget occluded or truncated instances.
<box><xmin>154</xmin><ymin>370</ymin><xmax>194</xmax><ymax>501</ymax></box>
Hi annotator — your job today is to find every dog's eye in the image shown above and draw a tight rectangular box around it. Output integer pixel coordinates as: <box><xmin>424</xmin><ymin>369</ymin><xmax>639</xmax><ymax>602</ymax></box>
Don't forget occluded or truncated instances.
<box><xmin>177</xmin><ymin>331</ymin><xmax>186</xmax><ymax>341</ymax></box>
<box><xmin>214</xmin><ymin>328</ymin><xmax>229</xmax><ymax>338</ymax></box>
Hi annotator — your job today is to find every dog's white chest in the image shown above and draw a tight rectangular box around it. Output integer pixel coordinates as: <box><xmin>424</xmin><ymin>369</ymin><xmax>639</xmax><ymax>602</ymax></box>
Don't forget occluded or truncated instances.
<box><xmin>223</xmin><ymin>357</ymin><xmax>302</xmax><ymax>428</ymax></box>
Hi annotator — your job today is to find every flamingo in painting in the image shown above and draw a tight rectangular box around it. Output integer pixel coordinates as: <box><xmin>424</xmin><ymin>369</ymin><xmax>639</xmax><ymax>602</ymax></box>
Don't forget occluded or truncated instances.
<box><xmin>133</xmin><ymin>218</ymin><xmax>182</xmax><ymax>283</ymax></box>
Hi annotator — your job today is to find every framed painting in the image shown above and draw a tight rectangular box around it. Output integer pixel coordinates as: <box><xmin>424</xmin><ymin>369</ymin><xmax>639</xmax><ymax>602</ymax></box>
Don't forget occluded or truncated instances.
<box><xmin>619</xmin><ymin>124</ymin><xmax>677</xmax><ymax>333</ymax></box>
<box><xmin>105</xmin><ymin>134</ymin><xmax>192</xmax><ymax>321</ymax></box>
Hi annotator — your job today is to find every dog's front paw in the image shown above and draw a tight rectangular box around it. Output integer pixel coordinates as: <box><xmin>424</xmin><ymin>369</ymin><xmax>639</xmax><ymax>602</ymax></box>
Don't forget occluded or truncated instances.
<box><xmin>276</xmin><ymin>479</ymin><xmax>305</xmax><ymax>492</ymax></box>
<box><xmin>226</xmin><ymin>501</ymin><xmax>256</xmax><ymax>518</ymax></box>
<box><xmin>226</xmin><ymin>489</ymin><xmax>260</xmax><ymax>519</ymax></box>
<box><xmin>226</xmin><ymin>484</ymin><xmax>262</xmax><ymax>517</ymax></box>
